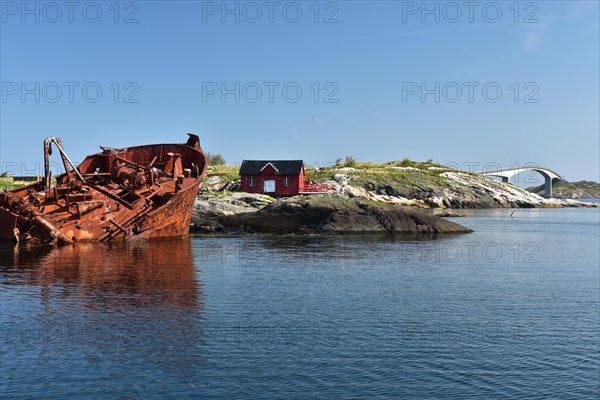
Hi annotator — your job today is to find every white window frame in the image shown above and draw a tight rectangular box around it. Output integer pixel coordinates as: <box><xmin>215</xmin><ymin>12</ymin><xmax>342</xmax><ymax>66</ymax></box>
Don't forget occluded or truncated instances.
<box><xmin>248</xmin><ymin>177</ymin><xmax>255</xmax><ymax>187</ymax></box>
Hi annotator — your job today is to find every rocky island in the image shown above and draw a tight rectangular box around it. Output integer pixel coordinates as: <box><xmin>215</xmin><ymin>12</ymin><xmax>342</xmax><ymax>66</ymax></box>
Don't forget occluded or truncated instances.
<box><xmin>191</xmin><ymin>160</ymin><xmax>597</xmax><ymax>235</ymax></box>
<box><xmin>194</xmin><ymin>194</ymin><xmax>472</xmax><ymax>234</ymax></box>
<box><xmin>527</xmin><ymin>180</ymin><xmax>600</xmax><ymax>199</ymax></box>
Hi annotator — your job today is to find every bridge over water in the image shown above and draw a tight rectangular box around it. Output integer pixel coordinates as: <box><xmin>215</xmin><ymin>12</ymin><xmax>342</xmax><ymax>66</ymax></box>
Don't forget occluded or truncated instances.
<box><xmin>478</xmin><ymin>167</ymin><xmax>562</xmax><ymax>198</ymax></box>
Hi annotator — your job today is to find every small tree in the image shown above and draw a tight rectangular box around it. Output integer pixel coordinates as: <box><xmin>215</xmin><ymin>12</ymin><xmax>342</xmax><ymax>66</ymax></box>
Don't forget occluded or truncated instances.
<box><xmin>344</xmin><ymin>155</ymin><xmax>356</xmax><ymax>168</ymax></box>
<box><xmin>400</xmin><ymin>158</ymin><xmax>412</xmax><ymax>167</ymax></box>
<box><xmin>335</xmin><ymin>158</ymin><xmax>342</xmax><ymax>167</ymax></box>
<box><xmin>206</xmin><ymin>152</ymin><xmax>226</xmax><ymax>166</ymax></box>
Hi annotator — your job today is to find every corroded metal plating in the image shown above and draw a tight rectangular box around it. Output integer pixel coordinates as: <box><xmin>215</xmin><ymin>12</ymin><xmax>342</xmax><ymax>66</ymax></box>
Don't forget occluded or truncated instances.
<box><xmin>0</xmin><ymin>134</ymin><xmax>207</xmax><ymax>245</ymax></box>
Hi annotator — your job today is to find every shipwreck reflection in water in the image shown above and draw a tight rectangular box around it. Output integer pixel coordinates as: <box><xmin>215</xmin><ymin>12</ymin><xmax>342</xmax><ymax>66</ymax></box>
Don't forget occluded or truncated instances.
<box><xmin>1</xmin><ymin>238</ymin><xmax>201</xmax><ymax>311</ymax></box>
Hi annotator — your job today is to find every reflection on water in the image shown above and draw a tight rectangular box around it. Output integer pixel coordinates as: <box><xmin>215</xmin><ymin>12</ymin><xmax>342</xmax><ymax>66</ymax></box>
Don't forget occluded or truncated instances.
<box><xmin>192</xmin><ymin>232</ymin><xmax>474</xmax><ymax>267</ymax></box>
<box><xmin>0</xmin><ymin>238</ymin><xmax>201</xmax><ymax>310</ymax></box>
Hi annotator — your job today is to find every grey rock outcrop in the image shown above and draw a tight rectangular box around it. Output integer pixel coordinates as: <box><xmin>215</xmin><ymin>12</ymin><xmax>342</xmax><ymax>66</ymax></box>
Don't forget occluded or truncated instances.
<box><xmin>218</xmin><ymin>196</ymin><xmax>472</xmax><ymax>234</ymax></box>
<box><xmin>191</xmin><ymin>192</ymin><xmax>275</xmax><ymax>232</ymax></box>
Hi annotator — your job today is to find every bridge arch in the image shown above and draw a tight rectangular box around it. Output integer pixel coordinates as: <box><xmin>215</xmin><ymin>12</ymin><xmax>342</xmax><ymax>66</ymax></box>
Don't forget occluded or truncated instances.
<box><xmin>478</xmin><ymin>166</ymin><xmax>562</xmax><ymax>198</ymax></box>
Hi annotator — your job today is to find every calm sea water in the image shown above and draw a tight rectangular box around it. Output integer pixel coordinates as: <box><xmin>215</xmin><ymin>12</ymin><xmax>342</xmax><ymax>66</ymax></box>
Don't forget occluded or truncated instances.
<box><xmin>1</xmin><ymin>208</ymin><xmax>599</xmax><ymax>399</ymax></box>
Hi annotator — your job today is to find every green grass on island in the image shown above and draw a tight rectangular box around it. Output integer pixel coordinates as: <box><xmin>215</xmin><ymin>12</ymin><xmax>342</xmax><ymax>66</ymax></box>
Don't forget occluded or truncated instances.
<box><xmin>305</xmin><ymin>160</ymin><xmax>465</xmax><ymax>189</ymax></box>
<box><xmin>0</xmin><ymin>177</ymin><xmax>27</xmax><ymax>190</ymax></box>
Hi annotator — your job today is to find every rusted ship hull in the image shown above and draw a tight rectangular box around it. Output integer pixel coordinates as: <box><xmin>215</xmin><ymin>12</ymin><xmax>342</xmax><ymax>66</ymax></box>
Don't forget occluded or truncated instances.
<box><xmin>0</xmin><ymin>134</ymin><xmax>207</xmax><ymax>245</ymax></box>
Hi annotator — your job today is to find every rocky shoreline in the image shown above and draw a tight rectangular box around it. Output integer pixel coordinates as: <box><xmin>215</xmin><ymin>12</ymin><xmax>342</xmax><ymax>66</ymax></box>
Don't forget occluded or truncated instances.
<box><xmin>191</xmin><ymin>169</ymin><xmax>597</xmax><ymax>235</ymax></box>
<box><xmin>192</xmin><ymin>193</ymin><xmax>472</xmax><ymax>235</ymax></box>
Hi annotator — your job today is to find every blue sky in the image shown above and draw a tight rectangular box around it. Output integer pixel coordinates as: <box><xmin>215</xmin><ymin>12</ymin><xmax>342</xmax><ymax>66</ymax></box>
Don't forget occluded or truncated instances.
<box><xmin>1</xmin><ymin>0</ymin><xmax>598</xmax><ymax>184</ymax></box>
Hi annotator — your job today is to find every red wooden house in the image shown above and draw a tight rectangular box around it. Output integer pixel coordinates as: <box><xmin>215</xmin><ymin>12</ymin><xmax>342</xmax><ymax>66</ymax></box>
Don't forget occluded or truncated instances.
<box><xmin>239</xmin><ymin>160</ymin><xmax>305</xmax><ymax>196</ymax></box>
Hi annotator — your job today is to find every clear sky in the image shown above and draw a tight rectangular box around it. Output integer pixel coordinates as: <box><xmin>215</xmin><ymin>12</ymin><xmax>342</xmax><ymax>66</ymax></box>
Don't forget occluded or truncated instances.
<box><xmin>1</xmin><ymin>0</ymin><xmax>598</xmax><ymax>185</ymax></box>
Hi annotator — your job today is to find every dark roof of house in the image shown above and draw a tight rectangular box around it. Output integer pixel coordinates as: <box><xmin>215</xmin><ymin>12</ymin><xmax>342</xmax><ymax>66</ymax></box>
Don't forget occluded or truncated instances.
<box><xmin>239</xmin><ymin>160</ymin><xmax>304</xmax><ymax>175</ymax></box>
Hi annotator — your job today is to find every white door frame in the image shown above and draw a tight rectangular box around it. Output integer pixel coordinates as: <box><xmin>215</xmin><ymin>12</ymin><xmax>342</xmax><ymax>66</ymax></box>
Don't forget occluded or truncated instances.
<box><xmin>264</xmin><ymin>179</ymin><xmax>276</xmax><ymax>193</ymax></box>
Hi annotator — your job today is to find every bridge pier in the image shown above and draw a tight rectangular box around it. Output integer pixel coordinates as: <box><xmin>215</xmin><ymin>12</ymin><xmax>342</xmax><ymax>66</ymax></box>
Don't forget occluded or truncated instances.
<box><xmin>544</xmin><ymin>177</ymin><xmax>552</xmax><ymax>198</ymax></box>
<box><xmin>501</xmin><ymin>177</ymin><xmax>509</xmax><ymax>183</ymax></box>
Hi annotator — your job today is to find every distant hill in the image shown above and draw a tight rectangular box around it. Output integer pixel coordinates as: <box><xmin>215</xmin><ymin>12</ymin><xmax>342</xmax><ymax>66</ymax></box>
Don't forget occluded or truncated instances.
<box><xmin>526</xmin><ymin>180</ymin><xmax>600</xmax><ymax>199</ymax></box>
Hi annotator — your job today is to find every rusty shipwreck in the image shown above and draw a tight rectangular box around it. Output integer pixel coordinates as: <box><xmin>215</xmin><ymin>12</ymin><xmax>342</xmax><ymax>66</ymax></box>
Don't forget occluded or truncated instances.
<box><xmin>0</xmin><ymin>134</ymin><xmax>207</xmax><ymax>245</ymax></box>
